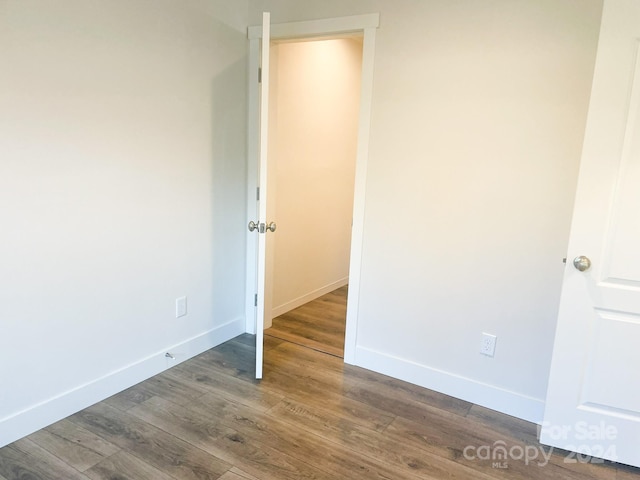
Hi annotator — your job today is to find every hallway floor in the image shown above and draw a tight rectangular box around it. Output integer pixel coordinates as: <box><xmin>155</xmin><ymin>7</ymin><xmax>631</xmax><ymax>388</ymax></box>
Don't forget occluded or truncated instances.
<box><xmin>266</xmin><ymin>286</ymin><xmax>347</xmax><ymax>357</ymax></box>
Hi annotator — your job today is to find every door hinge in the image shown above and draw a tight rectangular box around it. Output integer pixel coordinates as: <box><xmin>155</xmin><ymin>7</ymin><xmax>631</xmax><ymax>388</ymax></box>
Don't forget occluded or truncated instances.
<box><xmin>256</xmin><ymin>187</ymin><xmax>260</xmax><ymax>201</ymax></box>
<box><xmin>254</xmin><ymin>294</ymin><xmax>258</xmax><ymax>306</ymax></box>
<box><xmin>258</xmin><ymin>67</ymin><xmax>262</xmax><ymax>83</ymax></box>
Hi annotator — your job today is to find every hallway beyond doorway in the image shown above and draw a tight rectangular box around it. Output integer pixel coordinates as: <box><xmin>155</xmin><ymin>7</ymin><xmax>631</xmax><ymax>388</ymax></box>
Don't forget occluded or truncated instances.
<box><xmin>266</xmin><ymin>286</ymin><xmax>347</xmax><ymax>358</ymax></box>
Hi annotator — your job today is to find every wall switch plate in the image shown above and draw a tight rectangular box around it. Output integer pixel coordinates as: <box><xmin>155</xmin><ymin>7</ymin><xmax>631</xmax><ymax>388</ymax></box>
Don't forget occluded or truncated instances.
<box><xmin>480</xmin><ymin>333</ymin><xmax>497</xmax><ymax>357</ymax></box>
<box><xmin>176</xmin><ymin>296</ymin><xmax>187</xmax><ymax>318</ymax></box>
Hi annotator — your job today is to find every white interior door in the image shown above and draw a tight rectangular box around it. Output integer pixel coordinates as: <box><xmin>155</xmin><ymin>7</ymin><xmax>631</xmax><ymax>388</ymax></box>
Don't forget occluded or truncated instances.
<box><xmin>541</xmin><ymin>0</ymin><xmax>640</xmax><ymax>467</ymax></box>
<box><xmin>250</xmin><ymin>12</ymin><xmax>271</xmax><ymax>380</ymax></box>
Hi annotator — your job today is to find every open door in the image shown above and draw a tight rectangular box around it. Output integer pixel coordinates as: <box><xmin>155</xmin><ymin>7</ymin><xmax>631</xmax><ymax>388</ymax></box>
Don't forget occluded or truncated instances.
<box><xmin>541</xmin><ymin>0</ymin><xmax>640</xmax><ymax>468</ymax></box>
<box><xmin>247</xmin><ymin>12</ymin><xmax>272</xmax><ymax>380</ymax></box>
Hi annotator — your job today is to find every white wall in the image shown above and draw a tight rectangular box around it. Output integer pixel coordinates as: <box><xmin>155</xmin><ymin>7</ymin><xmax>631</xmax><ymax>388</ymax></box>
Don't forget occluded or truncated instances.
<box><xmin>269</xmin><ymin>38</ymin><xmax>361</xmax><ymax>318</ymax></box>
<box><xmin>250</xmin><ymin>0</ymin><xmax>603</xmax><ymax>421</ymax></box>
<box><xmin>0</xmin><ymin>0</ymin><xmax>248</xmax><ymax>446</ymax></box>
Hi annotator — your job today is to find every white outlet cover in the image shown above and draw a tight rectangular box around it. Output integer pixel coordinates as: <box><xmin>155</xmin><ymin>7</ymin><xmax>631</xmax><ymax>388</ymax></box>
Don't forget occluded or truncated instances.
<box><xmin>480</xmin><ymin>333</ymin><xmax>497</xmax><ymax>357</ymax></box>
<box><xmin>176</xmin><ymin>296</ymin><xmax>187</xmax><ymax>318</ymax></box>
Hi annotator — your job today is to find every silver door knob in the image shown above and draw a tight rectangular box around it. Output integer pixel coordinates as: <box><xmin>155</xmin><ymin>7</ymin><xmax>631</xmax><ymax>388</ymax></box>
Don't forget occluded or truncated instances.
<box><xmin>573</xmin><ymin>256</ymin><xmax>591</xmax><ymax>272</ymax></box>
<box><xmin>266</xmin><ymin>222</ymin><xmax>277</xmax><ymax>233</ymax></box>
<box><xmin>248</xmin><ymin>221</ymin><xmax>259</xmax><ymax>232</ymax></box>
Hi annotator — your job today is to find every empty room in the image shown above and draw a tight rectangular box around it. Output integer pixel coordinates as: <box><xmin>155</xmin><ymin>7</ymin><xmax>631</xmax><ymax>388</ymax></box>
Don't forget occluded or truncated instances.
<box><xmin>1</xmin><ymin>0</ymin><xmax>639</xmax><ymax>478</ymax></box>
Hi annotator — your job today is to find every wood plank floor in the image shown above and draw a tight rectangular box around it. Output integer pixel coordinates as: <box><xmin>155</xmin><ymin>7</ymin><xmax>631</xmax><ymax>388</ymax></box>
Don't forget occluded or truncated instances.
<box><xmin>266</xmin><ymin>286</ymin><xmax>347</xmax><ymax>357</ymax></box>
<box><xmin>1</xmin><ymin>298</ymin><xmax>639</xmax><ymax>478</ymax></box>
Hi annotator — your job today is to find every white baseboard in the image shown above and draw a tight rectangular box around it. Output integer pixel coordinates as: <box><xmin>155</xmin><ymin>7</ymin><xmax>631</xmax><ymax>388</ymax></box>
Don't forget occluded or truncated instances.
<box><xmin>0</xmin><ymin>317</ymin><xmax>245</xmax><ymax>448</ymax></box>
<box><xmin>353</xmin><ymin>345</ymin><xmax>545</xmax><ymax>424</ymax></box>
<box><xmin>271</xmin><ymin>277</ymin><xmax>348</xmax><ymax>319</ymax></box>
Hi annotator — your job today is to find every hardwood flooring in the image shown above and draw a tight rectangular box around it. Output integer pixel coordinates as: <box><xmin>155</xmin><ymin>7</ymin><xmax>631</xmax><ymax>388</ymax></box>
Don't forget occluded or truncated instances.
<box><xmin>1</xmin><ymin>292</ymin><xmax>638</xmax><ymax>479</ymax></box>
<box><xmin>266</xmin><ymin>286</ymin><xmax>347</xmax><ymax>357</ymax></box>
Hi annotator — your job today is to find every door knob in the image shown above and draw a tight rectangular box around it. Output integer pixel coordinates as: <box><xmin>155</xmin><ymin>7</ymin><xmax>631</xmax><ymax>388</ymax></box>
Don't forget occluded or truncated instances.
<box><xmin>573</xmin><ymin>256</ymin><xmax>591</xmax><ymax>272</ymax></box>
<box><xmin>248</xmin><ymin>221</ymin><xmax>276</xmax><ymax>233</ymax></box>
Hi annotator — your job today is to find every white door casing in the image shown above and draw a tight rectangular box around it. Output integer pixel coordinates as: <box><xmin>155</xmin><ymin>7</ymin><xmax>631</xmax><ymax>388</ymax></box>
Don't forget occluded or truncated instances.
<box><xmin>245</xmin><ymin>14</ymin><xmax>379</xmax><ymax>375</ymax></box>
<box><xmin>541</xmin><ymin>0</ymin><xmax>640</xmax><ymax>467</ymax></box>
<box><xmin>249</xmin><ymin>12</ymin><xmax>271</xmax><ymax>380</ymax></box>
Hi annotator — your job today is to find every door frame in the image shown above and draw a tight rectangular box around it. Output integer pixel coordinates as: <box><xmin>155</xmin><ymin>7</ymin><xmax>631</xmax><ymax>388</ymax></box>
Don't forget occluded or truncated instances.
<box><xmin>245</xmin><ymin>13</ymin><xmax>379</xmax><ymax>363</ymax></box>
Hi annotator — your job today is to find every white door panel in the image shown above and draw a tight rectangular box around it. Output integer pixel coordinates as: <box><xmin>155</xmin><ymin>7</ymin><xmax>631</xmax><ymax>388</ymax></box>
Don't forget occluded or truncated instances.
<box><xmin>541</xmin><ymin>0</ymin><xmax>640</xmax><ymax>467</ymax></box>
<box><xmin>254</xmin><ymin>12</ymin><xmax>271</xmax><ymax>380</ymax></box>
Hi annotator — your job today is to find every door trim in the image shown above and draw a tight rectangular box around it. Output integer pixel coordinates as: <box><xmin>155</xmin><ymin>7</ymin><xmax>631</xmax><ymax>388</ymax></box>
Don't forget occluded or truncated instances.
<box><xmin>245</xmin><ymin>13</ymin><xmax>380</xmax><ymax>364</ymax></box>
<box><xmin>247</xmin><ymin>14</ymin><xmax>379</xmax><ymax>40</ymax></box>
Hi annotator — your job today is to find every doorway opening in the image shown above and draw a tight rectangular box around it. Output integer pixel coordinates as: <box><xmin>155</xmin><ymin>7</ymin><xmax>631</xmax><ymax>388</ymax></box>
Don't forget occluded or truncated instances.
<box><xmin>245</xmin><ymin>14</ymin><xmax>379</xmax><ymax>371</ymax></box>
<box><xmin>263</xmin><ymin>36</ymin><xmax>363</xmax><ymax>358</ymax></box>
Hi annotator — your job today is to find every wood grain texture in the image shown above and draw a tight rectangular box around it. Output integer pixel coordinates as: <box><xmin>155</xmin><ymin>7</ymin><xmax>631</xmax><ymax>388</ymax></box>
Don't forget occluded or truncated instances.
<box><xmin>266</xmin><ymin>396</ymin><xmax>497</xmax><ymax>480</ymax></box>
<box><xmin>266</xmin><ymin>286</ymin><xmax>347</xmax><ymax>357</ymax></box>
<box><xmin>104</xmin><ymin>369</ymin><xmax>209</xmax><ymax>411</ymax></box>
<box><xmin>217</xmin><ymin>473</ymin><xmax>250</xmax><ymax>480</ymax></box>
<box><xmin>0</xmin><ymin>438</ymin><xmax>90</xmax><ymax>480</ymax></box>
<box><xmin>165</xmin><ymin>354</ymin><xmax>284</xmax><ymax>413</ymax></box>
<box><xmin>225</xmin><ymin>467</ymin><xmax>261</xmax><ymax>480</ymax></box>
<box><xmin>0</xmin><ymin>287</ymin><xmax>638</xmax><ymax>479</ymax></box>
<box><xmin>85</xmin><ymin>451</ymin><xmax>175</xmax><ymax>480</ymax></box>
<box><xmin>27</xmin><ymin>418</ymin><xmax>119</xmax><ymax>472</ymax></box>
<box><xmin>128</xmin><ymin>395</ymin><xmax>333</xmax><ymax>480</ymax></box>
<box><xmin>70</xmin><ymin>403</ymin><xmax>231</xmax><ymax>480</ymax></box>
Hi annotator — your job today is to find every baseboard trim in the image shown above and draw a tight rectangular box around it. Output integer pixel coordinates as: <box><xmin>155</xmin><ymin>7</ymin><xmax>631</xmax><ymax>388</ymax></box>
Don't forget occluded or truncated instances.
<box><xmin>353</xmin><ymin>345</ymin><xmax>545</xmax><ymax>424</ymax></box>
<box><xmin>0</xmin><ymin>317</ymin><xmax>245</xmax><ymax>448</ymax></box>
<box><xmin>271</xmin><ymin>277</ymin><xmax>348</xmax><ymax>319</ymax></box>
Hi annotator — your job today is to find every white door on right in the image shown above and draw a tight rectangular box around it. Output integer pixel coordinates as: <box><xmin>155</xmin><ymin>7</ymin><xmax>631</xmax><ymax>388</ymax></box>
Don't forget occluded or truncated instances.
<box><xmin>541</xmin><ymin>0</ymin><xmax>640</xmax><ymax>468</ymax></box>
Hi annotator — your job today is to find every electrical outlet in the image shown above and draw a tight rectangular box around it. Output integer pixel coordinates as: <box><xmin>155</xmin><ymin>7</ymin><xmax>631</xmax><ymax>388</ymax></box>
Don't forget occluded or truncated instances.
<box><xmin>480</xmin><ymin>333</ymin><xmax>497</xmax><ymax>357</ymax></box>
<box><xmin>176</xmin><ymin>296</ymin><xmax>187</xmax><ymax>318</ymax></box>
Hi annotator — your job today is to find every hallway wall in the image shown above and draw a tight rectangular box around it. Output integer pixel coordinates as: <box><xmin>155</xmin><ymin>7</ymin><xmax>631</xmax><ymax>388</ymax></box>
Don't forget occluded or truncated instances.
<box><xmin>268</xmin><ymin>38</ymin><xmax>362</xmax><ymax>318</ymax></box>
